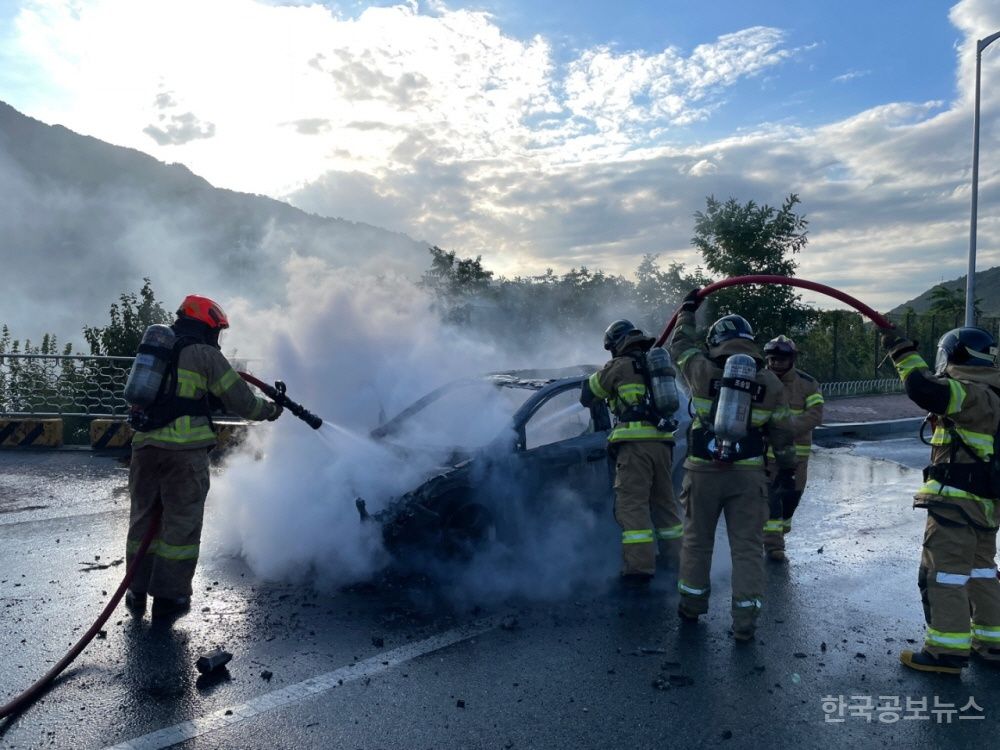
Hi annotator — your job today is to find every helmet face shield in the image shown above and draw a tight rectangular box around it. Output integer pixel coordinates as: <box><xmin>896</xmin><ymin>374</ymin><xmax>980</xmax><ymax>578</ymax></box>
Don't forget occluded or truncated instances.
<box><xmin>935</xmin><ymin>347</ymin><xmax>949</xmax><ymax>376</ymax></box>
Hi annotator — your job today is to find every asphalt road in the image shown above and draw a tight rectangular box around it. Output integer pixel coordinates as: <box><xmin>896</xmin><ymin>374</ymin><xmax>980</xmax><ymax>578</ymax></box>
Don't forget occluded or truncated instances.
<box><xmin>1</xmin><ymin>440</ymin><xmax>998</xmax><ymax>750</ymax></box>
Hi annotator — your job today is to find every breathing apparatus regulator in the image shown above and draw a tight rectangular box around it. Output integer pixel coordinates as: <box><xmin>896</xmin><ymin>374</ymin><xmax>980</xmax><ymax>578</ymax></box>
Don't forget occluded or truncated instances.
<box><xmin>710</xmin><ymin>353</ymin><xmax>757</xmax><ymax>462</ymax></box>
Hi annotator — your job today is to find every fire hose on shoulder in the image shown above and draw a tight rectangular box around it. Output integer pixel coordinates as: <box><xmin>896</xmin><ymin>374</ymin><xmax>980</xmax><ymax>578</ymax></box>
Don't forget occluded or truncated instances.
<box><xmin>0</xmin><ymin>374</ymin><xmax>322</xmax><ymax>721</ymax></box>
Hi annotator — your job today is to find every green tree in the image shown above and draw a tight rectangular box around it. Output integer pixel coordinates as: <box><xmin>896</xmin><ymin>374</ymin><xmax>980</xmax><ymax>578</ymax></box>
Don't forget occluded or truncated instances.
<box><xmin>418</xmin><ymin>246</ymin><xmax>495</xmax><ymax>324</ymax></box>
<box><xmin>691</xmin><ymin>193</ymin><xmax>813</xmax><ymax>342</ymax></box>
<box><xmin>82</xmin><ymin>277</ymin><xmax>171</xmax><ymax>355</ymax></box>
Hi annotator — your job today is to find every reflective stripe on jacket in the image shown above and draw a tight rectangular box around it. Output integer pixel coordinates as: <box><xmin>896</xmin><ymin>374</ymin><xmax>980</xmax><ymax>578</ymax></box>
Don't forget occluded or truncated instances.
<box><xmin>668</xmin><ymin>310</ymin><xmax>795</xmax><ymax>472</ymax></box>
<box><xmin>588</xmin><ymin>358</ymin><xmax>675</xmax><ymax>443</ymax></box>
<box><xmin>890</xmin><ymin>352</ymin><xmax>1000</xmax><ymax>528</ymax></box>
<box><xmin>766</xmin><ymin>368</ymin><xmax>823</xmax><ymax>460</ymax></box>
<box><xmin>133</xmin><ymin>344</ymin><xmax>278</xmax><ymax>451</ymax></box>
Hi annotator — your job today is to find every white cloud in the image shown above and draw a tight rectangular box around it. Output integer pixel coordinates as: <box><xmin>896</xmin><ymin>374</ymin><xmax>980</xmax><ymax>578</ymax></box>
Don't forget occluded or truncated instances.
<box><xmin>6</xmin><ymin>0</ymin><xmax>1000</xmax><ymax>310</ymax></box>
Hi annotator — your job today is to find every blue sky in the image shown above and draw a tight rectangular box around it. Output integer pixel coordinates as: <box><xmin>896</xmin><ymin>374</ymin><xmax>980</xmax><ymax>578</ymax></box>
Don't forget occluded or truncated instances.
<box><xmin>0</xmin><ymin>0</ymin><xmax>998</xmax><ymax>310</ymax></box>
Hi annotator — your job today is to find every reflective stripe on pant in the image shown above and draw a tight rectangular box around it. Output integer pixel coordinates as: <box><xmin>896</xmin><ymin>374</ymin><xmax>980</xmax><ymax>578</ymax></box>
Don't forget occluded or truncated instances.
<box><xmin>126</xmin><ymin>445</ymin><xmax>211</xmax><ymax>599</ymax></box>
<box><xmin>613</xmin><ymin>441</ymin><xmax>680</xmax><ymax>576</ymax></box>
<box><xmin>763</xmin><ymin>460</ymin><xmax>808</xmax><ymax>553</ymax></box>
<box><xmin>678</xmin><ymin>469</ymin><xmax>768</xmax><ymax>629</ymax></box>
<box><xmin>918</xmin><ymin>513</ymin><xmax>1000</xmax><ymax>660</ymax></box>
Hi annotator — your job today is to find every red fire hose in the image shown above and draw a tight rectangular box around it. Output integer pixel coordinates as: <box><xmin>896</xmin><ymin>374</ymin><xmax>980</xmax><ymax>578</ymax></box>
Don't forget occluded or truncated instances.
<box><xmin>0</xmin><ymin>511</ymin><xmax>160</xmax><ymax>720</ymax></box>
<box><xmin>653</xmin><ymin>274</ymin><xmax>895</xmax><ymax>348</ymax></box>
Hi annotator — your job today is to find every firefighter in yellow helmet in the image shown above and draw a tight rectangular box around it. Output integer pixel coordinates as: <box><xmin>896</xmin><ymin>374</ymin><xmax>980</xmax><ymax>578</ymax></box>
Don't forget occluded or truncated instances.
<box><xmin>123</xmin><ymin>295</ymin><xmax>283</xmax><ymax>620</ymax></box>
<box><xmin>883</xmin><ymin>325</ymin><xmax>1000</xmax><ymax>674</ymax></box>
<box><xmin>580</xmin><ymin>319</ymin><xmax>683</xmax><ymax>588</ymax></box>
<box><xmin>762</xmin><ymin>335</ymin><xmax>824</xmax><ymax>562</ymax></box>
<box><xmin>668</xmin><ymin>290</ymin><xmax>796</xmax><ymax>641</ymax></box>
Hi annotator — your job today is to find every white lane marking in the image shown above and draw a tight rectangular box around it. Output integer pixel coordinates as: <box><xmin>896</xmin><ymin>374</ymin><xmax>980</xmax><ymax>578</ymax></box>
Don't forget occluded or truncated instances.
<box><xmin>101</xmin><ymin>619</ymin><xmax>497</xmax><ymax>750</ymax></box>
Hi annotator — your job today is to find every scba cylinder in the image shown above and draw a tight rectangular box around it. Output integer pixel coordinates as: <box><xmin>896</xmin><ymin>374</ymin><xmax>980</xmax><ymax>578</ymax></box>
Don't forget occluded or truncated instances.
<box><xmin>712</xmin><ymin>353</ymin><xmax>756</xmax><ymax>461</ymax></box>
<box><xmin>646</xmin><ymin>347</ymin><xmax>679</xmax><ymax>417</ymax></box>
<box><xmin>124</xmin><ymin>324</ymin><xmax>176</xmax><ymax>407</ymax></box>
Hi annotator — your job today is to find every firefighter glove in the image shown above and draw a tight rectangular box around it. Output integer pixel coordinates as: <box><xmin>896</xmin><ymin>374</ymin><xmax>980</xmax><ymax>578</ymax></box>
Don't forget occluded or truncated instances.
<box><xmin>266</xmin><ymin>403</ymin><xmax>284</xmax><ymax>421</ymax></box>
<box><xmin>681</xmin><ymin>288</ymin><xmax>703</xmax><ymax>313</ymax></box>
<box><xmin>880</xmin><ymin>327</ymin><xmax>917</xmax><ymax>356</ymax></box>
<box><xmin>773</xmin><ymin>468</ymin><xmax>796</xmax><ymax>494</ymax></box>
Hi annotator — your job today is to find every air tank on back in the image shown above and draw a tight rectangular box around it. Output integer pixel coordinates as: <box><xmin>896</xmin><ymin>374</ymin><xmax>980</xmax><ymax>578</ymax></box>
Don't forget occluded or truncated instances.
<box><xmin>123</xmin><ymin>324</ymin><xmax>175</xmax><ymax>407</ymax></box>
<box><xmin>646</xmin><ymin>347</ymin><xmax>679</xmax><ymax>417</ymax></box>
<box><xmin>712</xmin><ymin>353</ymin><xmax>756</xmax><ymax>462</ymax></box>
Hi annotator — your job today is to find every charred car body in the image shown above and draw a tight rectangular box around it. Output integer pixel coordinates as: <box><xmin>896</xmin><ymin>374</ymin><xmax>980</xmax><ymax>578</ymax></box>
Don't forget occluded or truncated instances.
<box><xmin>359</xmin><ymin>367</ymin><xmax>688</xmax><ymax>560</ymax></box>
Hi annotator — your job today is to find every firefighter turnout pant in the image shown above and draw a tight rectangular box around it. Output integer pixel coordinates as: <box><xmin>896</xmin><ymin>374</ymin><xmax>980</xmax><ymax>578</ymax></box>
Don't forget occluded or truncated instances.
<box><xmin>918</xmin><ymin>512</ymin><xmax>1000</xmax><ymax>661</ymax></box>
<box><xmin>126</xmin><ymin>446</ymin><xmax>211</xmax><ymax>599</ymax></box>
<box><xmin>613</xmin><ymin>441</ymin><xmax>682</xmax><ymax>577</ymax></box>
<box><xmin>764</xmin><ymin>460</ymin><xmax>808</xmax><ymax>553</ymax></box>
<box><xmin>678</xmin><ymin>470</ymin><xmax>769</xmax><ymax>631</ymax></box>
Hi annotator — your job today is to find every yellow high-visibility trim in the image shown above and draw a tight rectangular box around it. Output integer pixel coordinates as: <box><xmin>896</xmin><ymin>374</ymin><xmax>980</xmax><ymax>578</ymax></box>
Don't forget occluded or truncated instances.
<box><xmin>678</xmin><ymin>580</ymin><xmax>709</xmax><ymax>596</ymax></box>
<box><xmin>151</xmin><ymin>540</ymin><xmax>200</xmax><ymax>561</ymax></box>
<box><xmin>930</xmin><ymin>427</ymin><xmax>993</xmax><ymax>460</ymax></box>
<box><xmin>925</xmin><ymin>628</ymin><xmax>971</xmax><ymax>650</ymax></box>
<box><xmin>656</xmin><ymin>525</ymin><xmax>683</xmax><ymax>540</ymax></box>
<box><xmin>894</xmin><ymin>353</ymin><xmax>927</xmax><ymax>381</ymax></box>
<box><xmin>609</xmin><ymin>422</ymin><xmax>675</xmax><ymax>442</ymax></box>
<box><xmin>676</xmin><ymin>347</ymin><xmax>701</xmax><ymax>368</ymax></box>
<box><xmin>972</xmin><ymin>624</ymin><xmax>1000</xmax><ymax>643</ymax></box>
<box><xmin>622</xmin><ymin>529</ymin><xmax>654</xmax><ymax>544</ymax></box>
<box><xmin>805</xmin><ymin>393</ymin><xmax>825</xmax><ymax>407</ymax></box>
<box><xmin>763</xmin><ymin>519</ymin><xmax>784</xmax><ymax>533</ymax></box>
<box><xmin>917</xmin><ymin>481</ymin><xmax>995</xmax><ymax>526</ymax></box>
<box><xmin>588</xmin><ymin>372</ymin><xmax>609</xmax><ymax>400</ymax></box>
<box><xmin>946</xmin><ymin>379</ymin><xmax>967</xmax><ymax>416</ymax></box>
<box><xmin>210</xmin><ymin>368</ymin><xmax>240</xmax><ymax>397</ymax></box>
<box><xmin>132</xmin><ymin>414</ymin><xmax>216</xmax><ymax>447</ymax></box>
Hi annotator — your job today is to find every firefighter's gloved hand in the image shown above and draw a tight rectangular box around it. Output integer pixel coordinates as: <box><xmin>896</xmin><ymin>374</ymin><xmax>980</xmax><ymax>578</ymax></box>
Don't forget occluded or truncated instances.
<box><xmin>772</xmin><ymin>468</ymin><xmax>796</xmax><ymax>494</ymax></box>
<box><xmin>680</xmin><ymin>288</ymin><xmax>702</xmax><ymax>313</ymax></box>
<box><xmin>880</xmin><ymin>327</ymin><xmax>917</xmax><ymax>357</ymax></box>
<box><xmin>265</xmin><ymin>404</ymin><xmax>284</xmax><ymax>421</ymax></box>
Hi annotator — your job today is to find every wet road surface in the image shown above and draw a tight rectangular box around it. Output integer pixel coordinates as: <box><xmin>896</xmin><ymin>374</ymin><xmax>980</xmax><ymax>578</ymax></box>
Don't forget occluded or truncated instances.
<box><xmin>1</xmin><ymin>441</ymin><xmax>998</xmax><ymax>750</ymax></box>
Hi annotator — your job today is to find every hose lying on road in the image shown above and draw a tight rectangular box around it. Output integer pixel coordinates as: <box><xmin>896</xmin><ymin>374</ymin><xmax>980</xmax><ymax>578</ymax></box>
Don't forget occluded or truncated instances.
<box><xmin>653</xmin><ymin>274</ymin><xmax>894</xmax><ymax>348</ymax></box>
<box><xmin>0</xmin><ymin>511</ymin><xmax>161</xmax><ymax>721</ymax></box>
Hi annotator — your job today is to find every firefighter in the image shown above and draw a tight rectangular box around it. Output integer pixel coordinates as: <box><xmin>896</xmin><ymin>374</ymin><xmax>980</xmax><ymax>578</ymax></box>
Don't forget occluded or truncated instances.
<box><xmin>883</xmin><ymin>325</ymin><xmax>1000</xmax><ymax>674</ymax></box>
<box><xmin>124</xmin><ymin>295</ymin><xmax>283</xmax><ymax>619</ymax></box>
<box><xmin>580</xmin><ymin>319</ymin><xmax>682</xmax><ymax>588</ymax></box>
<box><xmin>762</xmin><ymin>335</ymin><xmax>824</xmax><ymax>561</ymax></box>
<box><xmin>668</xmin><ymin>290</ymin><xmax>796</xmax><ymax>641</ymax></box>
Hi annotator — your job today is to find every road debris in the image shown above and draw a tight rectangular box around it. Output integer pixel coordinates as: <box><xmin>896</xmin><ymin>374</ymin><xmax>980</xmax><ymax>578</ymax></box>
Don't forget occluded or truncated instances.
<box><xmin>195</xmin><ymin>648</ymin><xmax>233</xmax><ymax>674</ymax></box>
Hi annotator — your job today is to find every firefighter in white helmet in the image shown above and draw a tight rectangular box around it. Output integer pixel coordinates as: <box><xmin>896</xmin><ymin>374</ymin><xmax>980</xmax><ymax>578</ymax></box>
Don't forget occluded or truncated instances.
<box><xmin>762</xmin><ymin>335</ymin><xmax>824</xmax><ymax>562</ymax></box>
<box><xmin>581</xmin><ymin>319</ymin><xmax>683</xmax><ymax>588</ymax></box>
<box><xmin>668</xmin><ymin>290</ymin><xmax>796</xmax><ymax>641</ymax></box>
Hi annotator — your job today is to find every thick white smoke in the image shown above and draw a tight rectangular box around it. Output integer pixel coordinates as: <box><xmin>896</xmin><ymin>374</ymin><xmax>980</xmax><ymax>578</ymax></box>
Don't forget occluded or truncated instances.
<box><xmin>208</xmin><ymin>255</ymin><xmax>621</xmax><ymax>601</ymax></box>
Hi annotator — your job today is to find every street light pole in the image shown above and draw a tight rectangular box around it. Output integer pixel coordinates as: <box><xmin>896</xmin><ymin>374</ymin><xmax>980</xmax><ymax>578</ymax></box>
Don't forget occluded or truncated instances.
<box><xmin>966</xmin><ymin>31</ymin><xmax>1000</xmax><ymax>327</ymax></box>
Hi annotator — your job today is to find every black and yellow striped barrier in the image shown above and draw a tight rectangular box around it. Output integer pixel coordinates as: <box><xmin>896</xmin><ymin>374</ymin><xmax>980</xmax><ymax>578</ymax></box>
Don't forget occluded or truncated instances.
<box><xmin>89</xmin><ymin>419</ymin><xmax>134</xmax><ymax>450</ymax></box>
<box><xmin>0</xmin><ymin>418</ymin><xmax>63</xmax><ymax>448</ymax></box>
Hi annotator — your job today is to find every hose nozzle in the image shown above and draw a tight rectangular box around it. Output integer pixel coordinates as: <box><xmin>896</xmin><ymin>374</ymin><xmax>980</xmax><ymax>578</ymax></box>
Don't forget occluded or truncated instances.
<box><xmin>238</xmin><ymin>372</ymin><xmax>324</xmax><ymax>430</ymax></box>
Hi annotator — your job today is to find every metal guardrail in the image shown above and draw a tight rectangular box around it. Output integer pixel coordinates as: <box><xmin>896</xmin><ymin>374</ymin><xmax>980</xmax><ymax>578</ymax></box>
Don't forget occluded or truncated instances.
<box><xmin>0</xmin><ymin>354</ymin><xmax>133</xmax><ymax>418</ymax></box>
<box><xmin>1</xmin><ymin>353</ymin><xmax>902</xmax><ymax>417</ymax></box>
<box><xmin>820</xmin><ymin>378</ymin><xmax>903</xmax><ymax>399</ymax></box>
<box><xmin>0</xmin><ymin>353</ymin><xmax>261</xmax><ymax>418</ymax></box>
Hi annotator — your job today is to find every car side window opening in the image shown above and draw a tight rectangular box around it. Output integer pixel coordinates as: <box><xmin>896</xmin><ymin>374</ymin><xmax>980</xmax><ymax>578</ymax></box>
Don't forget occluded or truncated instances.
<box><xmin>524</xmin><ymin>388</ymin><xmax>594</xmax><ymax>450</ymax></box>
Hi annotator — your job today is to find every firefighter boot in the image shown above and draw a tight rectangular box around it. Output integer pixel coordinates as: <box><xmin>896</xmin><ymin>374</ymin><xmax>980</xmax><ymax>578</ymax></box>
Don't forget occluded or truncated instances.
<box><xmin>899</xmin><ymin>649</ymin><xmax>967</xmax><ymax>675</ymax></box>
<box><xmin>151</xmin><ymin>596</ymin><xmax>191</xmax><ymax>620</ymax></box>
<box><xmin>124</xmin><ymin>589</ymin><xmax>147</xmax><ymax>614</ymax></box>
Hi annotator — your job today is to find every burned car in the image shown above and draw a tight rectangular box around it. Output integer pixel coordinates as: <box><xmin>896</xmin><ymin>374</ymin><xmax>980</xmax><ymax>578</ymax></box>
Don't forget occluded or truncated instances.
<box><xmin>359</xmin><ymin>366</ymin><xmax>688</xmax><ymax>560</ymax></box>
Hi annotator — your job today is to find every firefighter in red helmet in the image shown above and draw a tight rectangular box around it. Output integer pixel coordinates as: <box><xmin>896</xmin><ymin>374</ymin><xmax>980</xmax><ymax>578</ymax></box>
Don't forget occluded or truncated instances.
<box><xmin>123</xmin><ymin>294</ymin><xmax>283</xmax><ymax>620</ymax></box>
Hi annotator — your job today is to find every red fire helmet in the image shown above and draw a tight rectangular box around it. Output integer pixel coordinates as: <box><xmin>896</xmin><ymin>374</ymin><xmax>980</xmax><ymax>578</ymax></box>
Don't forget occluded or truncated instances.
<box><xmin>177</xmin><ymin>295</ymin><xmax>229</xmax><ymax>330</ymax></box>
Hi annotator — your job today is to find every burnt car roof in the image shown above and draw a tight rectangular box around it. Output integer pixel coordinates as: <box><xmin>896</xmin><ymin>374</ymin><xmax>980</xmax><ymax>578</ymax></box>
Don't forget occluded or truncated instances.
<box><xmin>370</xmin><ymin>365</ymin><xmax>599</xmax><ymax>441</ymax></box>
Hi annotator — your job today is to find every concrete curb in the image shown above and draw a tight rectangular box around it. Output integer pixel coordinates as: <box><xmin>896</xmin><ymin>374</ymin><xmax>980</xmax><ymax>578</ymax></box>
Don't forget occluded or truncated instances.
<box><xmin>815</xmin><ymin>417</ymin><xmax>924</xmax><ymax>442</ymax></box>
